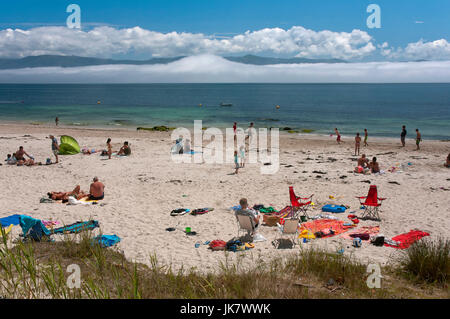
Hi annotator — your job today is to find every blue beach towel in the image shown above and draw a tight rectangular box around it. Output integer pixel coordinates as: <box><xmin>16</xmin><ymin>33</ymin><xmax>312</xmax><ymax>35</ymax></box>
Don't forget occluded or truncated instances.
<box><xmin>0</xmin><ymin>214</ymin><xmax>24</xmax><ymax>227</ymax></box>
<box><xmin>19</xmin><ymin>215</ymin><xmax>51</xmax><ymax>241</ymax></box>
<box><xmin>52</xmin><ymin>220</ymin><xmax>99</xmax><ymax>234</ymax></box>
<box><xmin>92</xmin><ymin>234</ymin><xmax>121</xmax><ymax>248</ymax></box>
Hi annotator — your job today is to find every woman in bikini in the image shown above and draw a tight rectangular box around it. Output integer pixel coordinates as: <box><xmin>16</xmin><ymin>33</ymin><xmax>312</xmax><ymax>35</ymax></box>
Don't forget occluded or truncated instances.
<box><xmin>355</xmin><ymin>133</ymin><xmax>361</xmax><ymax>156</ymax></box>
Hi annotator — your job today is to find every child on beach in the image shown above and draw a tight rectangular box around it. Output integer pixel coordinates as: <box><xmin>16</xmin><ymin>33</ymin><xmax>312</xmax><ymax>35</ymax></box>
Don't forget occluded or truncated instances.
<box><xmin>234</xmin><ymin>150</ymin><xmax>239</xmax><ymax>174</ymax></box>
<box><xmin>364</xmin><ymin>129</ymin><xmax>368</xmax><ymax>146</ymax></box>
<box><xmin>355</xmin><ymin>133</ymin><xmax>361</xmax><ymax>156</ymax></box>
<box><xmin>239</xmin><ymin>145</ymin><xmax>245</xmax><ymax>168</ymax></box>
<box><xmin>335</xmin><ymin>128</ymin><xmax>341</xmax><ymax>144</ymax></box>
<box><xmin>107</xmin><ymin>138</ymin><xmax>112</xmax><ymax>159</ymax></box>
<box><xmin>415</xmin><ymin>129</ymin><xmax>422</xmax><ymax>150</ymax></box>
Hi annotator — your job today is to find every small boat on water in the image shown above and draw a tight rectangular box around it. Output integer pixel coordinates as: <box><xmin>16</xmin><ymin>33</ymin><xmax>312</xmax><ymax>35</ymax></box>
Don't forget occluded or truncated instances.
<box><xmin>220</xmin><ymin>102</ymin><xmax>233</xmax><ymax>107</ymax></box>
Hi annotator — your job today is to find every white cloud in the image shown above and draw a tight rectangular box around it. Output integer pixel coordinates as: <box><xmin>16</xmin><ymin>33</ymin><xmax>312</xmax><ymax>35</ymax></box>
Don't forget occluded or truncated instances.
<box><xmin>0</xmin><ymin>25</ymin><xmax>376</xmax><ymax>60</ymax></box>
<box><xmin>0</xmin><ymin>55</ymin><xmax>449</xmax><ymax>83</ymax></box>
<box><xmin>382</xmin><ymin>39</ymin><xmax>450</xmax><ymax>61</ymax></box>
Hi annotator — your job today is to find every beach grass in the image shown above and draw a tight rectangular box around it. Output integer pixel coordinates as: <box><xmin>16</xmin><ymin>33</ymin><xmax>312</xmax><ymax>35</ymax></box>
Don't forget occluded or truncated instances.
<box><xmin>396</xmin><ymin>237</ymin><xmax>449</xmax><ymax>285</ymax></box>
<box><xmin>0</xmin><ymin>229</ymin><xmax>448</xmax><ymax>299</ymax></box>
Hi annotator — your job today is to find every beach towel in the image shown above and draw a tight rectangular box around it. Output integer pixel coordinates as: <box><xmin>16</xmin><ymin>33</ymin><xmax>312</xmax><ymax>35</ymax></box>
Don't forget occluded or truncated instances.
<box><xmin>92</xmin><ymin>234</ymin><xmax>121</xmax><ymax>248</ymax></box>
<box><xmin>0</xmin><ymin>214</ymin><xmax>23</xmax><ymax>227</ymax></box>
<box><xmin>258</xmin><ymin>206</ymin><xmax>277</xmax><ymax>214</ymax></box>
<box><xmin>340</xmin><ymin>226</ymin><xmax>380</xmax><ymax>240</ymax></box>
<box><xmin>41</xmin><ymin>220</ymin><xmax>60</xmax><ymax>227</ymax></box>
<box><xmin>274</xmin><ymin>206</ymin><xmax>294</xmax><ymax>218</ymax></box>
<box><xmin>384</xmin><ymin>230</ymin><xmax>430</xmax><ymax>249</ymax></box>
<box><xmin>68</xmin><ymin>197</ymin><xmax>97</xmax><ymax>205</ymax></box>
<box><xmin>19</xmin><ymin>215</ymin><xmax>51</xmax><ymax>241</ymax></box>
<box><xmin>300</xmin><ymin>219</ymin><xmax>354</xmax><ymax>238</ymax></box>
<box><xmin>51</xmin><ymin>220</ymin><xmax>99</xmax><ymax>234</ymax></box>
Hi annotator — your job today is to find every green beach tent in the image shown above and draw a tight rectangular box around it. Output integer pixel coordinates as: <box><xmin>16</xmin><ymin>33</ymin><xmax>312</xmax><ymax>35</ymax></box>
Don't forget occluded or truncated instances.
<box><xmin>58</xmin><ymin>135</ymin><xmax>80</xmax><ymax>155</ymax></box>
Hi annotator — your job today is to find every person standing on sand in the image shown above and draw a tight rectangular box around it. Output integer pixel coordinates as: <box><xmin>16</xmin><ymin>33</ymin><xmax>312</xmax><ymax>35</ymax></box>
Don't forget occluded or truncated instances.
<box><xmin>415</xmin><ymin>129</ymin><xmax>422</xmax><ymax>150</ymax></box>
<box><xmin>364</xmin><ymin>129</ymin><xmax>368</xmax><ymax>146</ymax></box>
<box><xmin>401</xmin><ymin>125</ymin><xmax>407</xmax><ymax>147</ymax></box>
<box><xmin>234</xmin><ymin>150</ymin><xmax>240</xmax><ymax>174</ymax></box>
<box><xmin>355</xmin><ymin>133</ymin><xmax>361</xmax><ymax>156</ymax></box>
<box><xmin>55</xmin><ymin>117</ymin><xmax>59</xmax><ymax>126</ymax></box>
<box><xmin>107</xmin><ymin>138</ymin><xmax>112</xmax><ymax>159</ymax></box>
<box><xmin>49</xmin><ymin>135</ymin><xmax>59</xmax><ymax>163</ymax></box>
<box><xmin>239</xmin><ymin>145</ymin><xmax>245</xmax><ymax>168</ymax></box>
<box><xmin>245</xmin><ymin>122</ymin><xmax>255</xmax><ymax>143</ymax></box>
<box><xmin>335</xmin><ymin>128</ymin><xmax>341</xmax><ymax>144</ymax></box>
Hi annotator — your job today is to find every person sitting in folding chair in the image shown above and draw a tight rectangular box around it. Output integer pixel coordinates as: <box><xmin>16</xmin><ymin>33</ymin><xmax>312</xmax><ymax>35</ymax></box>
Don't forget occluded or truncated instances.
<box><xmin>235</xmin><ymin>198</ymin><xmax>260</xmax><ymax>237</ymax></box>
<box><xmin>289</xmin><ymin>186</ymin><xmax>314</xmax><ymax>219</ymax></box>
<box><xmin>356</xmin><ymin>185</ymin><xmax>386</xmax><ymax>221</ymax></box>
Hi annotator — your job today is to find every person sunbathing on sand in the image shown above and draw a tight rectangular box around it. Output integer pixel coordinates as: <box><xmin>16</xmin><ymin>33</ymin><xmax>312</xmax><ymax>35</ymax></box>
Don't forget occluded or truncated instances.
<box><xmin>48</xmin><ymin>185</ymin><xmax>88</xmax><ymax>201</ymax></box>
<box><xmin>117</xmin><ymin>141</ymin><xmax>131</xmax><ymax>156</ymax></box>
<box><xmin>48</xmin><ymin>177</ymin><xmax>104</xmax><ymax>201</ymax></box>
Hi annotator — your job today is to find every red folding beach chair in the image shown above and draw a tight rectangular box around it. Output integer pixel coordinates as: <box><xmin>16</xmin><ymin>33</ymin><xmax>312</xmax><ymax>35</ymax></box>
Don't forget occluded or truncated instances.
<box><xmin>289</xmin><ymin>186</ymin><xmax>314</xmax><ymax>219</ymax></box>
<box><xmin>356</xmin><ymin>185</ymin><xmax>386</xmax><ymax>221</ymax></box>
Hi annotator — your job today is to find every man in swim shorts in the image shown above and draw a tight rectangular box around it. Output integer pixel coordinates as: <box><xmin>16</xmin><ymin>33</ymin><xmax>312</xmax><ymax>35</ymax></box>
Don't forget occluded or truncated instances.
<box><xmin>415</xmin><ymin>129</ymin><xmax>421</xmax><ymax>150</ymax></box>
<box><xmin>335</xmin><ymin>128</ymin><xmax>341</xmax><ymax>144</ymax></box>
<box><xmin>49</xmin><ymin>135</ymin><xmax>59</xmax><ymax>163</ymax></box>
<box><xmin>15</xmin><ymin>146</ymin><xmax>31</xmax><ymax>162</ymax></box>
<box><xmin>117</xmin><ymin>141</ymin><xmax>131</xmax><ymax>156</ymax></box>
<box><xmin>89</xmin><ymin>176</ymin><xmax>105</xmax><ymax>200</ymax></box>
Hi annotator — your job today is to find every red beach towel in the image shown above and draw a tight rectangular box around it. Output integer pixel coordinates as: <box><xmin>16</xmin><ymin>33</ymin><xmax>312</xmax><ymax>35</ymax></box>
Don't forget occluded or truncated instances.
<box><xmin>384</xmin><ymin>230</ymin><xmax>430</xmax><ymax>249</ymax></box>
<box><xmin>300</xmin><ymin>219</ymin><xmax>354</xmax><ymax>238</ymax></box>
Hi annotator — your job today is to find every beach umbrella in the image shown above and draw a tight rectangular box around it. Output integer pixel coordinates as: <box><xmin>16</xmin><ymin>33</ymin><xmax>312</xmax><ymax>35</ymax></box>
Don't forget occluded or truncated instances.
<box><xmin>59</xmin><ymin>135</ymin><xmax>81</xmax><ymax>155</ymax></box>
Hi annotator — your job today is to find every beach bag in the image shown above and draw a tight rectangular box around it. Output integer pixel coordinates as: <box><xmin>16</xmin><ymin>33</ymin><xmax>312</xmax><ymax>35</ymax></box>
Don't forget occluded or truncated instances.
<box><xmin>263</xmin><ymin>215</ymin><xmax>279</xmax><ymax>227</ymax></box>
<box><xmin>352</xmin><ymin>237</ymin><xmax>362</xmax><ymax>248</ymax></box>
<box><xmin>191</xmin><ymin>208</ymin><xmax>212</xmax><ymax>215</ymax></box>
<box><xmin>209</xmin><ymin>240</ymin><xmax>226</xmax><ymax>251</ymax></box>
<box><xmin>371</xmin><ymin>235</ymin><xmax>385</xmax><ymax>246</ymax></box>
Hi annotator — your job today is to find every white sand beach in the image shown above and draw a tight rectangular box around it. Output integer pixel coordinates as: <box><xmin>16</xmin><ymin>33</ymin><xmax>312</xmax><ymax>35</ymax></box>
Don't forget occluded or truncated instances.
<box><xmin>1</xmin><ymin>123</ymin><xmax>449</xmax><ymax>273</ymax></box>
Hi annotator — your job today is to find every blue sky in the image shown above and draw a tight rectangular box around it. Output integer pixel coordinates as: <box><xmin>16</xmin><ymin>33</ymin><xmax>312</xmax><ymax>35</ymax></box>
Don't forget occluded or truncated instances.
<box><xmin>0</xmin><ymin>0</ymin><xmax>449</xmax><ymax>61</ymax></box>
<box><xmin>2</xmin><ymin>1</ymin><xmax>449</xmax><ymax>45</ymax></box>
